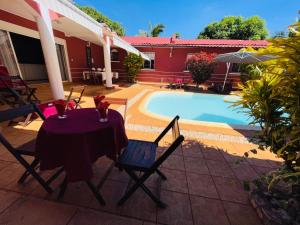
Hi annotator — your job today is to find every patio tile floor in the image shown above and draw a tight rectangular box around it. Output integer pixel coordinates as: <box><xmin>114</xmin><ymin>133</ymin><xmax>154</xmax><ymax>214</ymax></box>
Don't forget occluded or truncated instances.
<box><xmin>0</xmin><ymin>82</ymin><xmax>282</xmax><ymax>224</ymax></box>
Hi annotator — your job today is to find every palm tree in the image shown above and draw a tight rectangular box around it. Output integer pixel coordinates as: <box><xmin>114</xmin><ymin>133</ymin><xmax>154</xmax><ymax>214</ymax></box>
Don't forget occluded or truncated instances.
<box><xmin>139</xmin><ymin>22</ymin><xmax>165</xmax><ymax>37</ymax></box>
<box><xmin>150</xmin><ymin>24</ymin><xmax>165</xmax><ymax>37</ymax></box>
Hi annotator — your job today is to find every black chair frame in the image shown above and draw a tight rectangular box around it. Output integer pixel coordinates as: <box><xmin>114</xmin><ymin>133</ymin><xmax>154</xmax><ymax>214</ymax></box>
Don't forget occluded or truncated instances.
<box><xmin>0</xmin><ymin>75</ymin><xmax>39</xmax><ymax>103</ymax></box>
<box><xmin>0</xmin><ymin>104</ymin><xmax>63</xmax><ymax>193</ymax></box>
<box><xmin>116</xmin><ymin>115</ymin><xmax>184</xmax><ymax>208</ymax></box>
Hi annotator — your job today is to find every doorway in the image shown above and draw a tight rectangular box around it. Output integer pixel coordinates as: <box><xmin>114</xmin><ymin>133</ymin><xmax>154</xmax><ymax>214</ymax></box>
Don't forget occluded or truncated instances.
<box><xmin>8</xmin><ymin>32</ymin><xmax>69</xmax><ymax>82</ymax></box>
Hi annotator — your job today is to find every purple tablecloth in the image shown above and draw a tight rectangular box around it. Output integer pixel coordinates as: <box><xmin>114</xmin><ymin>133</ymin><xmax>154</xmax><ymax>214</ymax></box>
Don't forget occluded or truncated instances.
<box><xmin>36</xmin><ymin>108</ymin><xmax>128</xmax><ymax>182</ymax></box>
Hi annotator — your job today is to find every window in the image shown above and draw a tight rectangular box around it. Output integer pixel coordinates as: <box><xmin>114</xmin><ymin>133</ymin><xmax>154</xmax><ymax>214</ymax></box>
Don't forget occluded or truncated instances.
<box><xmin>185</xmin><ymin>53</ymin><xmax>194</xmax><ymax>71</ymax></box>
<box><xmin>111</xmin><ymin>49</ymin><xmax>119</xmax><ymax>62</ymax></box>
<box><xmin>143</xmin><ymin>52</ymin><xmax>155</xmax><ymax>69</ymax></box>
<box><xmin>230</xmin><ymin>63</ymin><xmax>240</xmax><ymax>73</ymax></box>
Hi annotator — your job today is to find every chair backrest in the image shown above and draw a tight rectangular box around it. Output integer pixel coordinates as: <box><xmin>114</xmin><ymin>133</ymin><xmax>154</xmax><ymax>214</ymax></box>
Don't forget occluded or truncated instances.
<box><xmin>0</xmin><ymin>103</ymin><xmax>45</xmax><ymax>123</ymax></box>
<box><xmin>66</xmin><ymin>86</ymin><xmax>85</xmax><ymax>101</ymax></box>
<box><xmin>154</xmin><ymin>115</ymin><xmax>180</xmax><ymax>145</ymax></box>
<box><xmin>105</xmin><ymin>97</ymin><xmax>128</xmax><ymax>123</ymax></box>
<box><xmin>150</xmin><ymin>115</ymin><xmax>183</xmax><ymax>169</ymax></box>
<box><xmin>151</xmin><ymin>135</ymin><xmax>184</xmax><ymax>171</ymax></box>
<box><xmin>66</xmin><ymin>86</ymin><xmax>85</xmax><ymax>109</ymax></box>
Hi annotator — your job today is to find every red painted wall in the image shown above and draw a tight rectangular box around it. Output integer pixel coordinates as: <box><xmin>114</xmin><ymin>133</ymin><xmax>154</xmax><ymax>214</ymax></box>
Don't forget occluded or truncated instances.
<box><xmin>66</xmin><ymin>37</ymin><xmax>104</xmax><ymax>81</ymax></box>
<box><xmin>111</xmin><ymin>45</ymin><xmax>242</xmax><ymax>87</ymax></box>
<box><xmin>0</xmin><ymin>10</ymin><xmax>104</xmax><ymax>82</ymax></box>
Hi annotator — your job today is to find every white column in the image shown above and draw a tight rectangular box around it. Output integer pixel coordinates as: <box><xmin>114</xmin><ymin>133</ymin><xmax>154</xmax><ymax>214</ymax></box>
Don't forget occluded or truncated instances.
<box><xmin>103</xmin><ymin>35</ymin><xmax>113</xmax><ymax>88</ymax></box>
<box><xmin>36</xmin><ymin>4</ymin><xmax>64</xmax><ymax>99</ymax></box>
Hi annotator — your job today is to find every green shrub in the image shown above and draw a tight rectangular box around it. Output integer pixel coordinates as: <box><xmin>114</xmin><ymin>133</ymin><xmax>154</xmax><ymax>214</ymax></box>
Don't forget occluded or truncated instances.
<box><xmin>123</xmin><ymin>53</ymin><xmax>144</xmax><ymax>83</ymax></box>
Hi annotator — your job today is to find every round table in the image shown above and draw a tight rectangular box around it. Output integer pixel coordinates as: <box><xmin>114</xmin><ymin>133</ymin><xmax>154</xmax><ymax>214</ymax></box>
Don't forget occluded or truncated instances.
<box><xmin>36</xmin><ymin>108</ymin><xmax>128</xmax><ymax>182</ymax></box>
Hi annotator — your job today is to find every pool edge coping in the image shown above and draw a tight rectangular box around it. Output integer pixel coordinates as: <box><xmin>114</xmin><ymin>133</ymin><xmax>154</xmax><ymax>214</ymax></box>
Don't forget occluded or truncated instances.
<box><xmin>139</xmin><ymin>90</ymin><xmax>261</xmax><ymax>131</ymax></box>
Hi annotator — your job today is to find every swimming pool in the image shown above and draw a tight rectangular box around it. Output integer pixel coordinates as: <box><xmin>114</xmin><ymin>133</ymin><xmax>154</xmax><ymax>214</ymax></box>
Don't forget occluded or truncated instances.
<box><xmin>144</xmin><ymin>92</ymin><xmax>253</xmax><ymax>126</ymax></box>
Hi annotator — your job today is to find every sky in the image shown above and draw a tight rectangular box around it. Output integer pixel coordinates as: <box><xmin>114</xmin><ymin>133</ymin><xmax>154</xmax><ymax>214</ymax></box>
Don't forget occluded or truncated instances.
<box><xmin>75</xmin><ymin>0</ymin><xmax>299</xmax><ymax>39</ymax></box>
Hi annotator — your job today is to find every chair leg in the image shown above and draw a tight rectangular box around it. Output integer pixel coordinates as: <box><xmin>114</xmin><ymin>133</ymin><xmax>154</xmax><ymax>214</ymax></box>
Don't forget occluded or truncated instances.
<box><xmin>118</xmin><ymin>169</ymin><xmax>166</xmax><ymax>208</ymax></box>
<box><xmin>46</xmin><ymin>167</ymin><xmax>64</xmax><ymax>185</ymax></box>
<box><xmin>96</xmin><ymin>162</ymin><xmax>115</xmax><ymax>191</ymax></box>
<box><xmin>18</xmin><ymin>158</ymin><xmax>39</xmax><ymax>184</ymax></box>
<box><xmin>28</xmin><ymin>166</ymin><xmax>53</xmax><ymax>193</ymax></box>
<box><xmin>156</xmin><ymin>169</ymin><xmax>167</xmax><ymax>180</ymax></box>
<box><xmin>58</xmin><ymin>176</ymin><xmax>68</xmax><ymax>199</ymax></box>
<box><xmin>139</xmin><ymin>183</ymin><xmax>166</xmax><ymax>208</ymax></box>
<box><xmin>86</xmin><ymin>180</ymin><xmax>106</xmax><ymax>206</ymax></box>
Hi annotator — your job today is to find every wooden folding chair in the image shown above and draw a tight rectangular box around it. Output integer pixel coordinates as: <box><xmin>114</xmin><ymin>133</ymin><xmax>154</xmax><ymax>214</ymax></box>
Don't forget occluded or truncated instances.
<box><xmin>66</xmin><ymin>85</ymin><xmax>85</xmax><ymax>109</ymax></box>
<box><xmin>104</xmin><ymin>97</ymin><xmax>128</xmax><ymax>122</ymax></box>
<box><xmin>0</xmin><ymin>104</ymin><xmax>64</xmax><ymax>193</ymax></box>
<box><xmin>116</xmin><ymin>116</ymin><xmax>184</xmax><ymax>208</ymax></box>
<box><xmin>0</xmin><ymin>75</ymin><xmax>39</xmax><ymax>104</ymax></box>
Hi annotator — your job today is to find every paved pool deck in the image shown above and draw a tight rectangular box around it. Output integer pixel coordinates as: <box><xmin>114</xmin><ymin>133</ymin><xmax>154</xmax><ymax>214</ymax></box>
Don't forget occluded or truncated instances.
<box><xmin>0</xmin><ymin>82</ymin><xmax>282</xmax><ymax>225</ymax></box>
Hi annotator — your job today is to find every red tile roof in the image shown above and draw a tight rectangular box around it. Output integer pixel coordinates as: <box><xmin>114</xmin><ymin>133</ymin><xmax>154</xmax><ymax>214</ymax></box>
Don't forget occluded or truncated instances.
<box><xmin>122</xmin><ymin>36</ymin><xmax>269</xmax><ymax>48</ymax></box>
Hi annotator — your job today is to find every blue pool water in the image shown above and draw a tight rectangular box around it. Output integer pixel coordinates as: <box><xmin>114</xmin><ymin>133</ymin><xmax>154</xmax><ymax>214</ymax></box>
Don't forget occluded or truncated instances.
<box><xmin>145</xmin><ymin>92</ymin><xmax>252</xmax><ymax>125</ymax></box>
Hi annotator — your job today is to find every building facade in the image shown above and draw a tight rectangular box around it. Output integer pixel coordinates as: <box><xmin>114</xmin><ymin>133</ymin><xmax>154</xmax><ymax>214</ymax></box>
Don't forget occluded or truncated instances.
<box><xmin>113</xmin><ymin>36</ymin><xmax>268</xmax><ymax>87</ymax></box>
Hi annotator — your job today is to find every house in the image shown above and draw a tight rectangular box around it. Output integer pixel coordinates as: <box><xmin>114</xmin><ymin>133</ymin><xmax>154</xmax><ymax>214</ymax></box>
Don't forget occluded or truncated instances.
<box><xmin>0</xmin><ymin>0</ymin><xmax>148</xmax><ymax>99</ymax></box>
<box><xmin>0</xmin><ymin>0</ymin><xmax>269</xmax><ymax>98</ymax></box>
<box><xmin>112</xmin><ymin>35</ymin><xmax>268</xmax><ymax>87</ymax></box>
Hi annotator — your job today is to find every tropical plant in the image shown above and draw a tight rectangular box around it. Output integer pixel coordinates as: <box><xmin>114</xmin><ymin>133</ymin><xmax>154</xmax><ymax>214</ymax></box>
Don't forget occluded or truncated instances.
<box><xmin>77</xmin><ymin>5</ymin><xmax>125</xmax><ymax>36</ymax></box>
<box><xmin>123</xmin><ymin>53</ymin><xmax>144</xmax><ymax>83</ymax></box>
<box><xmin>233</xmin><ymin>22</ymin><xmax>300</xmax><ymax>174</ymax></box>
<box><xmin>186</xmin><ymin>52</ymin><xmax>216</xmax><ymax>87</ymax></box>
<box><xmin>139</xmin><ymin>22</ymin><xmax>165</xmax><ymax>37</ymax></box>
<box><xmin>239</xmin><ymin>64</ymin><xmax>264</xmax><ymax>84</ymax></box>
<box><xmin>198</xmin><ymin>16</ymin><xmax>268</xmax><ymax>40</ymax></box>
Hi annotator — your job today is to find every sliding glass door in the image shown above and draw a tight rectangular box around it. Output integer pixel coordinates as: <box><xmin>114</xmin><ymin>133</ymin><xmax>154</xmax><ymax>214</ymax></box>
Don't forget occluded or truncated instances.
<box><xmin>0</xmin><ymin>30</ymin><xmax>20</xmax><ymax>76</ymax></box>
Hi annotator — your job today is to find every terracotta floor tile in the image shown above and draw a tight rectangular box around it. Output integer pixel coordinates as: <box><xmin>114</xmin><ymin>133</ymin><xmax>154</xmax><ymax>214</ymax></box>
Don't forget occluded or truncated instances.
<box><xmin>0</xmin><ymin>190</ymin><xmax>21</xmax><ymax>213</ymax></box>
<box><xmin>161</xmin><ymin>155</ymin><xmax>185</xmax><ymax>171</ymax></box>
<box><xmin>213</xmin><ymin>176</ymin><xmax>249</xmax><ymax>204</ymax></box>
<box><xmin>120</xmin><ymin>188</ymin><xmax>157</xmax><ymax>222</ymax></box>
<box><xmin>0</xmin><ymin>163</ymin><xmax>27</xmax><ymax>188</ymax></box>
<box><xmin>221</xmin><ymin>150</ymin><xmax>244</xmax><ymax>163</ymax></box>
<box><xmin>252</xmin><ymin>166</ymin><xmax>274</xmax><ymax>177</ymax></box>
<box><xmin>186</xmin><ymin>173</ymin><xmax>219</xmax><ymax>199</ymax></box>
<box><xmin>230</xmin><ymin>163</ymin><xmax>259</xmax><ymax>182</ymax></box>
<box><xmin>143</xmin><ymin>222</ymin><xmax>161</xmax><ymax>225</ymax></box>
<box><xmin>0</xmin><ymin>197</ymin><xmax>76</xmax><ymax>225</ymax></box>
<box><xmin>161</xmin><ymin>168</ymin><xmax>188</xmax><ymax>194</ymax></box>
<box><xmin>206</xmin><ymin>160</ymin><xmax>235</xmax><ymax>178</ymax></box>
<box><xmin>0</xmin><ymin>160</ymin><xmax>13</xmax><ymax>171</ymax></box>
<box><xmin>99</xmin><ymin>179</ymin><xmax>128</xmax><ymax>214</ymax></box>
<box><xmin>223</xmin><ymin>201</ymin><xmax>263</xmax><ymax>225</ymax></box>
<box><xmin>69</xmin><ymin>208</ymin><xmax>142</xmax><ymax>225</ymax></box>
<box><xmin>246</xmin><ymin>157</ymin><xmax>272</xmax><ymax>168</ymax></box>
<box><xmin>107</xmin><ymin>167</ymin><xmax>130</xmax><ymax>183</ymax></box>
<box><xmin>202</xmin><ymin>148</ymin><xmax>225</xmax><ymax>161</ymax></box>
<box><xmin>157</xmin><ymin>190</ymin><xmax>193</xmax><ymax>225</ymax></box>
<box><xmin>49</xmin><ymin>181</ymin><xmax>103</xmax><ymax>210</ymax></box>
<box><xmin>184</xmin><ymin>157</ymin><xmax>209</xmax><ymax>175</ymax></box>
<box><xmin>0</xmin><ymin>150</ymin><xmax>18</xmax><ymax>163</ymax></box>
<box><xmin>182</xmin><ymin>141</ymin><xmax>203</xmax><ymax>158</ymax></box>
<box><xmin>190</xmin><ymin>195</ymin><xmax>230</xmax><ymax>225</ymax></box>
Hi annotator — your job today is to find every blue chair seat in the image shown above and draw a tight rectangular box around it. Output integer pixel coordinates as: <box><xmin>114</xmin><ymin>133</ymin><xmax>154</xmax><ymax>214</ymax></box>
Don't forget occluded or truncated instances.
<box><xmin>117</xmin><ymin>140</ymin><xmax>157</xmax><ymax>171</ymax></box>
